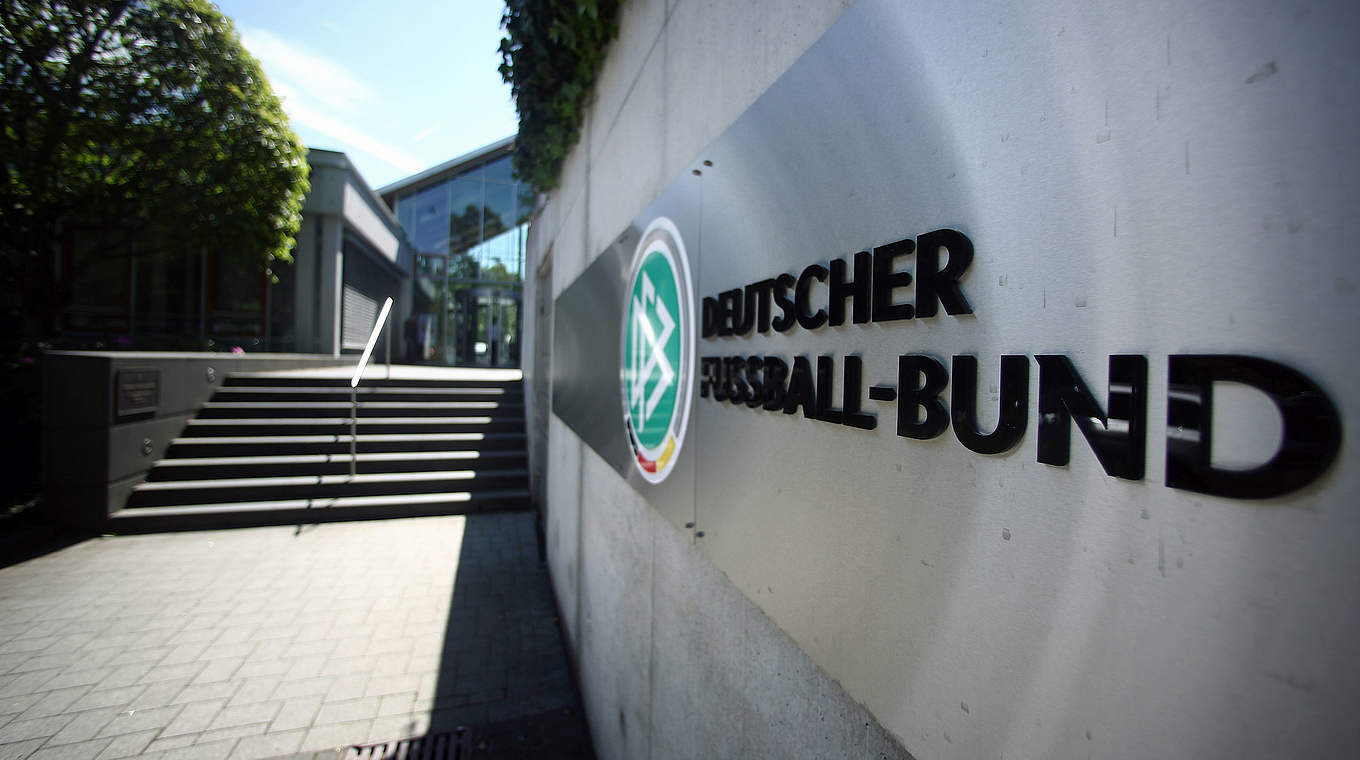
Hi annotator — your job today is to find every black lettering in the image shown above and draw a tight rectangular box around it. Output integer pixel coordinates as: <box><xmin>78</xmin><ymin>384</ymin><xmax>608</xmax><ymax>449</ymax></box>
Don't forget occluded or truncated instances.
<box><xmin>699</xmin><ymin>357</ymin><xmax>714</xmax><ymax>398</ymax></box>
<box><xmin>897</xmin><ymin>354</ymin><xmax>950</xmax><ymax>439</ymax></box>
<box><xmin>1036</xmin><ymin>355</ymin><xmax>1147</xmax><ymax>480</ymax></box>
<box><xmin>829</xmin><ymin>252</ymin><xmax>873</xmax><ymax>326</ymax></box>
<box><xmin>784</xmin><ymin>356</ymin><xmax>816</xmax><ymax>418</ymax></box>
<box><xmin>915</xmin><ymin>229</ymin><xmax>973</xmax><ymax>317</ymax></box>
<box><xmin>702</xmin><ymin>298</ymin><xmax>720</xmax><ymax>338</ymax></box>
<box><xmin>771</xmin><ymin>273</ymin><xmax>798</xmax><ymax>332</ymax></box>
<box><xmin>733</xmin><ymin>287</ymin><xmax>756</xmax><ymax>335</ymax></box>
<box><xmin>750</xmin><ymin>279</ymin><xmax>776</xmax><ymax>333</ymax></box>
<box><xmin>763</xmin><ymin>356</ymin><xmax>788</xmax><ymax>410</ymax></box>
<box><xmin>1165</xmin><ymin>355</ymin><xmax>1342</xmax><ymax>499</ymax></box>
<box><xmin>727</xmin><ymin>356</ymin><xmax>745</xmax><ymax>405</ymax></box>
<box><xmin>712</xmin><ymin>357</ymin><xmax>729</xmax><ymax>401</ymax></box>
<box><xmin>951</xmin><ymin>355</ymin><xmax>1028</xmax><ymax>454</ymax></box>
<box><xmin>745</xmin><ymin>356</ymin><xmax>764</xmax><ymax>408</ymax></box>
<box><xmin>795</xmin><ymin>264</ymin><xmax>829</xmax><ymax>330</ymax></box>
<box><xmin>842</xmin><ymin>355</ymin><xmax>876</xmax><ymax>430</ymax></box>
<box><xmin>718</xmin><ymin>289</ymin><xmax>741</xmax><ymax>336</ymax></box>
<box><xmin>872</xmin><ymin>239</ymin><xmax>915</xmax><ymax>322</ymax></box>
<box><xmin>815</xmin><ymin>355</ymin><xmax>844</xmax><ymax>424</ymax></box>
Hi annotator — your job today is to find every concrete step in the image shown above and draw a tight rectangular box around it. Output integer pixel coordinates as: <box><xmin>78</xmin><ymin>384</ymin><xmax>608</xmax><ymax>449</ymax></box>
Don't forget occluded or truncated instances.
<box><xmin>196</xmin><ymin>401</ymin><xmax>524</xmax><ymax>418</ymax></box>
<box><xmin>146</xmin><ymin>450</ymin><xmax>527</xmax><ymax>481</ymax></box>
<box><xmin>210</xmin><ymin>386</ymin><xmax>517</xmax><ymax>402</ymax></box>
<box><xmin>108</xmin><ymin>489</ymin><xmax>530</xmax><ymax>532</ymax></box>
<box><xmin>165</xmin><ymin>432</ymin><xmax>527</xmax><ymax>458</ymax></box>
<box><xmin>181</xmin><ymin>416</ymin><xmax>524</xmax><ymax>437</ymax></box>
<box><xmin>126</xmin><ymin>468</ymin><xmax>529</xmax><ymax>508</ymax></box>
<box><xmin>223</xmin><ymin>374</ymin><xmax>522</xmax><ymax>390</ymax></box>
<box><xmin>115</xmin><ymin>372</ymin><xmax>530</xmax><ymax>531</ymax></box>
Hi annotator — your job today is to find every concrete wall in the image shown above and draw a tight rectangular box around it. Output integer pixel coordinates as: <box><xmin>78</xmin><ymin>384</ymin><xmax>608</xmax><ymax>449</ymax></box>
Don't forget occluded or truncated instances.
<box><xmin>297</xmin><ymin>150</ymin><xmax>411</xmax><ymax>356</ymax></box>
<box><xmin>522</xmin><ymin>1</ymin><xmax>904</xmax><ymax>758</ymax></box>
<box><xmin>526</xmin><ymin>1</ymin><xmax>1360</xmax><ymax>759</ymax></box>
<box><xmin>42</xmin><ymin>351</ymin><xmax>349</xmax><ymax>530</ymax></box>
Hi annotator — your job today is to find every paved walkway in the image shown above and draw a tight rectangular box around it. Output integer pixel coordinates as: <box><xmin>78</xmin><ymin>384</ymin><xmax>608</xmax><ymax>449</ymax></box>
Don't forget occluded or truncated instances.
<box><xmin>0</xmin><ymin>513</ymin><xmax>589</xmax><ymax>759</ymax></box>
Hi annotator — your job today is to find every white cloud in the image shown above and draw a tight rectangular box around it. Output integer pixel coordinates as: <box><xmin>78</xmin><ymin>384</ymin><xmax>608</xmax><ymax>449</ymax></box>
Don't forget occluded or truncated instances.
<box><xmin>280</xmin><ymin>91</ymin><xmax>426</xmax><ymax>175</ymax></box>
<box><xmin>240</xmin><ymin>30</ymin><xmax>425</xmax><ymax>179</ymax></box>
<box><xmin>240</xmin><ymin>27</ymin><xmax>373</xmax><ymax>115</ymax></box>
<box><xmin>412</xmin><ymin>125</ymin><xmax>441</xmax><ymax>143</ymax></box>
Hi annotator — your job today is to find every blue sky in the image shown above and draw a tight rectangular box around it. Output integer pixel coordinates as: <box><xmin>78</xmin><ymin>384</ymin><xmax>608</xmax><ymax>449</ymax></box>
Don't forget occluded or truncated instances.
<box><xmin>215</xmin><ymin>0</ymin><xmax>519</xmax><ymax>189</ymax></box>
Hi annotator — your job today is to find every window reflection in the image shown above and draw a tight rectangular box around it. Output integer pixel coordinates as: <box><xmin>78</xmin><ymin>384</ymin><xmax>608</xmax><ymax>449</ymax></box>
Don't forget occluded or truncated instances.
<box><xmin>393</xmin><ymin>150</ymin><xmax>527</xmax><ymax>367</ymax></box>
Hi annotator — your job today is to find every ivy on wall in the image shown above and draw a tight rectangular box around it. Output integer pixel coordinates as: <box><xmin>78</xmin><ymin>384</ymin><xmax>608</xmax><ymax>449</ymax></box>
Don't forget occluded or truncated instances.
<box><xmin>499</xmin><ymin>0</ymin><xmax>622</xmax><ymax>193</ymax></box>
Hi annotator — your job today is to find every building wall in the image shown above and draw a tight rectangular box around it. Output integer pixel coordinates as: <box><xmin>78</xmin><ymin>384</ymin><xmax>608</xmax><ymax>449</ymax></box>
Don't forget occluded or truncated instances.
<box><xmin>297</xmin><ymin>150</ymin><xmax>411</xmax><ymax>356</ymax></box>
<box><xmin>526</xmin><ymin>1</ymin><xmax>1360</xmax><ymax>759</ymax></box>
<box><xmin>523</xmin><ymin>1</ymin><xmax>897</xmax><ymax>758</ymax></box>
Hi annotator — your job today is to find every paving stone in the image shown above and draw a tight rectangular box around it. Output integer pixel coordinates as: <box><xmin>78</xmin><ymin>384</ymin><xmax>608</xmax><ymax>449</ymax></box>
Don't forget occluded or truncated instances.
<box><xmin>173</xmin><ymin>681</ymin><xmax>240</xmax><ymax>706</ymax></box>
<box><xmin>269</xmin><ymin>694</ymin><xmax>323</xmax><ymax>734</ymax></box>
<box><xmin>209</xmin><ymin>701</ymin><xmax>282</xmax><ymax>731</ymax></box>
<box><xmin>368</xmin><ymin>714</ymin><xmax>423</xmax><ymax>744</ymax></box>
<box><xmin>0</xmin><ymin>738</ymin><xmax>45</xmax><ymax>760</ymax></box>
<box><xmin>0</xmin><ymin>713</ymin><xmax>74</xmax><ymax>744</ymax></box>
<box><xmin>160</xmin><ymin>643</ymin><xmax>211</xmax><ymax>666</ymax></box>
<box><xmin>314</xmin><ymin>698</ymin><xmax>379</xmax><ymax>728</ymax></box>
<box><xmin>376</xmin><ymin>693</ymin><xmax>414</xmax><ymax>718</ymax></box>
<box><xmin>93</xmin><ymin>664</ymin><xmax>155</xmax><ymax>692</ymax></box>
<box><xmin>364</xmin><ymin>674</ymin><xmax>419</xmax><ymax>699</ymax></box>
<box><xmin>199</xmin><ymin>642</ymin><xmax>255</xmax><ymax>663</ymax></box>
<box><xmin>138</xmin><ymin>661</ymin><xmax>204</xmax><ymax>684</ymax></box>
<box><xmin>27</xmin><ymin>736</ymin><xmax>112</xmax><ymax>760</ymax></box>
<box><xmin>233</xmin><ymin>660</ymin><xmax>289</xmax><ymax>681</ymax></box>
<box><xmin>227</xmin><ymin>677</ymin><xmax>282</xmax><ymax>708</ymax></box>
<box><xmin>196</xmin><ymin>721</ymin><xmax>267</xmax><ymax>745</ymax></box>
<box><xmin>0</xmin><ymin>694</ymin><xmax>42</xmax><ymax>717</ymax></box>
<box><xmin>0</xmin><ymin>669</ymin><xmax>64</xmax><ymax>698</ymax></box>
<box><xmin>192</xmin><ymin>658</ymin><xmax>245</xmax><ymax>685</ymax></box>
<box><xmin>143</xmin><ymin>733</ymin><xmax>196</xmax><ymax>753</ymax></box>
<box><xmin>164</xmin><ymin>739</ymin><xmax>237</xmax><ymax>760</ymax></box>
<box><xmin>318</xmin><ymin>657</ymin><xmax>369</xmax><ymax>679</ymax></box>
<box><xmin>0</xmin><ymin>636</ymin><xmax>58</xmax><ymax>656</ymax></box>
<box><xmin>96</xmin><ymin>704</ymin><xmax>182</xmax><ymax>738</ymax></box>
<box><xmin>43</xmin><ymin>709</ymin><xmax>117</xmax><ymax>746</ymax></box>
<box><xmin>272</xmin><ymin>677</ymin><xmax>332</xmax><ymax>702</ymax></box>
<box><xmin>323</xmin><ymin>675</ymin><xmax>367</xmax><ymax>704</ymax></box>
<box><xmin>0</xmin><ymin>515</ymin><xmax>589</xmax><ymax>759</ymax></box>
<box><xmin>14</xmin><ymin>686</ymin><xmax>93</xmax><ymax>721</ymax></box>
<box><xmin>228</xmin><ymin>728</ymin><xmax>307</xmax><ymax>760</ymax></box>
<box><xmin>129</xmin><ymin>678</ymin><xmax>193</xmax><ymax>711</ymax></box>
<box><xmin>94</xmin><ymin>728</ymin><xmax>159</xmax><ymax>759</ymax></box>
<box><xmin>158</xmin><ymin>698</ymin><xmax>225</xmax><ymax>738</ymax></box>
<box><xmin>299</xmin><ymin>719</ymin><xmax>372</xmax><ymax>753</ymax></box>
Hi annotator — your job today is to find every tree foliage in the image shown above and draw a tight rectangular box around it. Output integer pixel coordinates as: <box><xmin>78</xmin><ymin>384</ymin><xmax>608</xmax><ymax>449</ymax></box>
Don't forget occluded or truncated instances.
<box><xmin>0</xmin><ymin>0</ymin><xmax>309</xmax><ymax>347</ymax></box>
<box><xmin>498</xmin><ymin>0</ymin><xmax>621</xmax><ymax>193</ymax></box>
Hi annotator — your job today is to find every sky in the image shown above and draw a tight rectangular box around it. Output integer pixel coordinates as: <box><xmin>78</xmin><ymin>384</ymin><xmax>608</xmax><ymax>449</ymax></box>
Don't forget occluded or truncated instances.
<box><xmin>215</xmin><ymin>0</ymin><xmax>519</xmax><ymax>190</ymax></box>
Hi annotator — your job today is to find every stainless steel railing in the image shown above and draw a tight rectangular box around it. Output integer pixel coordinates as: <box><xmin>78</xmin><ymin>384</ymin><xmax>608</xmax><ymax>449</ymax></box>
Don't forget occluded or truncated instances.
<box><xmin>349</xmin><ymin>297</ymin><xmax>394</xmax><ymax>477</ymax></box>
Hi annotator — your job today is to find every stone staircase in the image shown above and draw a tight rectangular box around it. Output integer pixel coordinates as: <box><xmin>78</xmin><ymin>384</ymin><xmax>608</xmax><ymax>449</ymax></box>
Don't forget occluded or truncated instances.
<box><xmin>108</xmin><ymin>369</ymin><xmax>528</xmax><ymax>531</ymax></box>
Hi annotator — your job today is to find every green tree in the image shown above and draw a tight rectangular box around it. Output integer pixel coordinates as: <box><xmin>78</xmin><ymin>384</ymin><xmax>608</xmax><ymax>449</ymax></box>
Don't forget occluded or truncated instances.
<box><xmin>0</xmin><ymin>0</ymin><xmax>309</xmax><ymax>350</ymax></box>
<box><xmin>0</xmin><ymin>0</ymin><xmax>308</xmax><ymax>513</ymax></box>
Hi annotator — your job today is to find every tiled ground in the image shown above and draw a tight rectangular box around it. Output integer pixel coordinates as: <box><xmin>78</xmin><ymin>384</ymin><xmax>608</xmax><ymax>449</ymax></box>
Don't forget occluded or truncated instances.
<box><xmin>0</xmin><ymin>512</ymin><xmax>581</xmax><ymax>759</ymax></box>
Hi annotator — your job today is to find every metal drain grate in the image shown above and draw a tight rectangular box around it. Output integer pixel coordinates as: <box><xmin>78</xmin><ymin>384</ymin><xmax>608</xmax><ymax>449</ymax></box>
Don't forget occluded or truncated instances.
<box><xmin>342</xmin><ymin>729</ymin><xmax>473</xmax><ymax>760</ymax></box>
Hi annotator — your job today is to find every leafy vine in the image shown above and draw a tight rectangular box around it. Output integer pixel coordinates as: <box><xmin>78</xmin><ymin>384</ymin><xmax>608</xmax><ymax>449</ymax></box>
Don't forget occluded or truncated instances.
<box><xmin>499</xmin><ymin>0</ymin><xmax>622</xmax><ymax>193</ymax></box>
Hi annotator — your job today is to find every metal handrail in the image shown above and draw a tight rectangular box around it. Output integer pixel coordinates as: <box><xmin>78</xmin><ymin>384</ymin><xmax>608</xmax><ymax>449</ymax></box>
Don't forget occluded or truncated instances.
<box><xmin>349</xmin><ymin>297</ymin><xmax>393</xmax><ymax>477</ymax></box>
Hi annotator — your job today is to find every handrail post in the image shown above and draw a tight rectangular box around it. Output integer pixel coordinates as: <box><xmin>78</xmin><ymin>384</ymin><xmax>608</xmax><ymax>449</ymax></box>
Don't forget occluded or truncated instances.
<box><xmin>350</xmin><ymin>297</ymin><xmax>394</xmax><ymax>479</ymax></box>
<box><xmin>385</xmin><ymin>313</ymin><xmax>392</xmax><ymax>379</ymax></box>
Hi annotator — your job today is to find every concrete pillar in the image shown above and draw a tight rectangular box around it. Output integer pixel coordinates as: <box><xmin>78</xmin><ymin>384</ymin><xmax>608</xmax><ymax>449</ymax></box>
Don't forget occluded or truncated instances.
<box><xmin>318</xmin><ymin>217</ymin><xmax>344</xmax><ymax>356</ymax></box>
<box><xmin>292</xmin><ymin>216</ymin><xmax>318</xmax><ymax>352</ymax></box>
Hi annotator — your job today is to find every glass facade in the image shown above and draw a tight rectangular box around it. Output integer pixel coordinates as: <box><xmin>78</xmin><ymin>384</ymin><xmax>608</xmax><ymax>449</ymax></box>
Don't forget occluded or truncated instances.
<box><xmin>392</xmin><ymin>151</ymin><xmax>532</xmax><ymax>367</ymax></box>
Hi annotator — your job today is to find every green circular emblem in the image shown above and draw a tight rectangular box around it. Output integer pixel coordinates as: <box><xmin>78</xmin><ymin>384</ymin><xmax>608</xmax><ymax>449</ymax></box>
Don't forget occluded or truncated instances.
<box><xmin>621</xmin><ymin>218</ymin><xmax>695</xmax><ymax>483</ymax></box>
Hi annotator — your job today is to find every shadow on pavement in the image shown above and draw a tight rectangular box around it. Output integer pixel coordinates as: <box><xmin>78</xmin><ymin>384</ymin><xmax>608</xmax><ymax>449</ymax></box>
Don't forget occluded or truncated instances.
<box><xmin>422</xmin><ymin>512</ymin><xmax>594</xmax><ymax>758</ymax></box>
<box><xmin>0</xmin><ymin>510</ymin><xmax>91</xmax><ymax>571</ymax></box>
